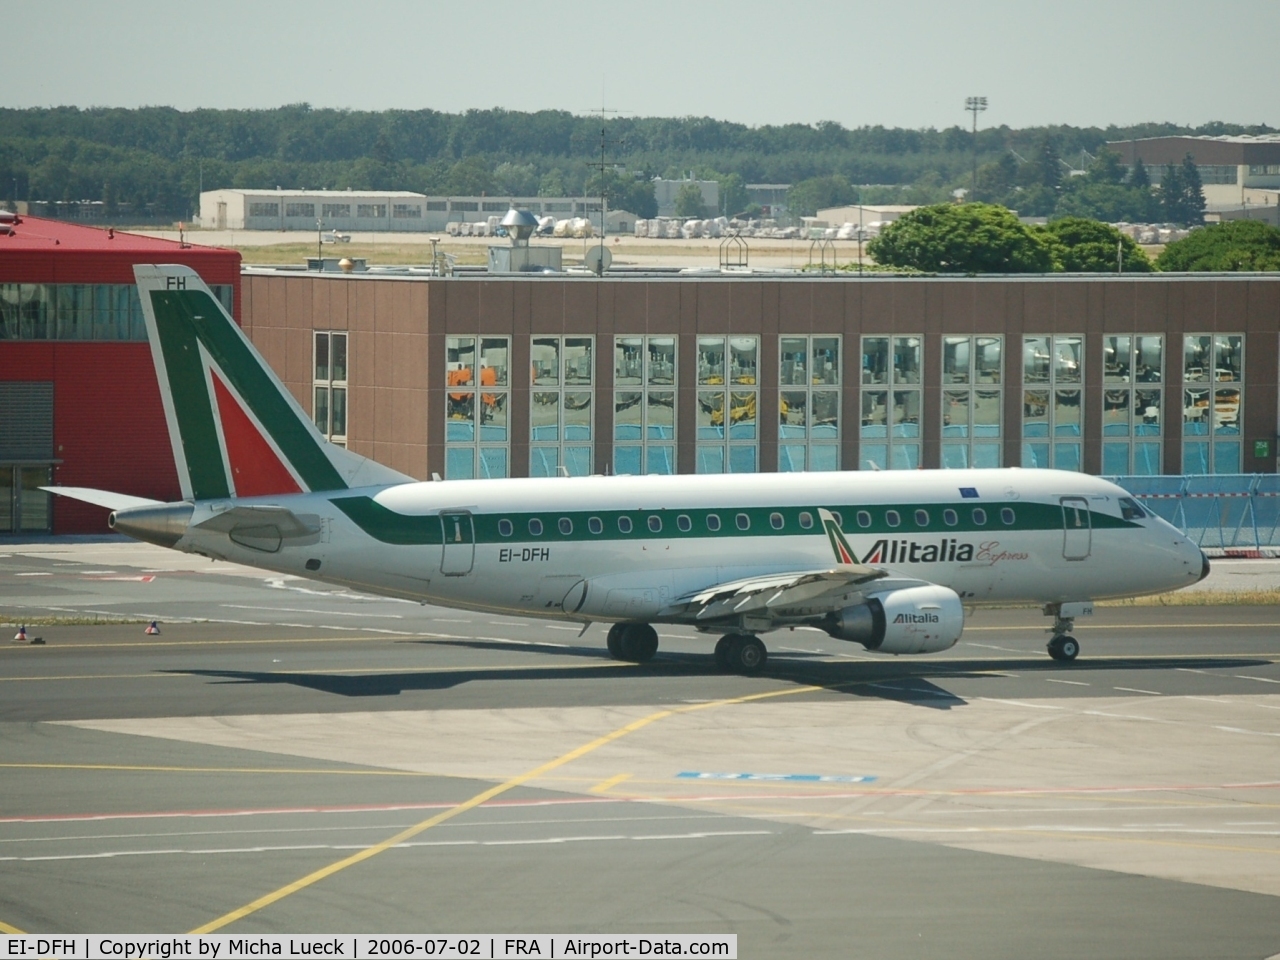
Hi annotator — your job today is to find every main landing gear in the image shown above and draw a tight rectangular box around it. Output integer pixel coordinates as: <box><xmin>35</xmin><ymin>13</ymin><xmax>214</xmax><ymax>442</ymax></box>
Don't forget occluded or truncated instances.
<box><xmin>1045</xmin><ymin>604</ymin><xmax>1082</xmax><ymax>662</ymax></box>
<box><xmin>606</xmin><ymin>622</ymin><xmax>659</xmax><ymax>663</ymax></box>
<box><xmin>714</xmin><ymin>634</ymin><xmax>768</xmax><ymax>674</ymax></box>
<box><xmin>604</xmin><ymin>624</ymin><xmax>769</xmax><ymax>675</ymax></box>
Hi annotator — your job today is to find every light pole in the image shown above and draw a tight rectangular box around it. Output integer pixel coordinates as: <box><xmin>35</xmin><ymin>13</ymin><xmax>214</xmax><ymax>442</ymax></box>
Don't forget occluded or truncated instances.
<box><xmin>965</xmin><ymin>96</ymin><xmax>988</xmax><ymax>201</ymax></box>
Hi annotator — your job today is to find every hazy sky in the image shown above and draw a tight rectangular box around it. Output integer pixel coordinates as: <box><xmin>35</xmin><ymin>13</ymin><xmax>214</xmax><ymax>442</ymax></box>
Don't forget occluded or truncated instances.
<box><xmin>7</xmin><ymin>0</ymin><xmax>1277</xmax><ymax>130</ymax></box>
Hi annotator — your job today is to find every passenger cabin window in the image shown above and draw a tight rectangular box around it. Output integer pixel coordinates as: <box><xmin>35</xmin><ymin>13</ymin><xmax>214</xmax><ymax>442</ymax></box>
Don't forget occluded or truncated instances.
<box><xmin>972</xmin><ymin>508</ymin><xmax>987</xmax><ymax>525</ymax></box>
<box><xmin>677</xmin><ymin>515</ymin><xmax>692</xmax><ymax>532</ymax></box>
<box><xmin>498</xmin><ymin>519</ymin><xmax>513</xmax><ymax>537</ymax></box>
<box><xmin>618</xmin><ymin>516</ymin><xmax>633</xmax><ymax>534</ymax></box>
<box><xmin>588</xmin><ymin>517</ymin><xmax>603</xmax><ymax>534</ymax></box>
<box><xmin>528</xmin><ymin>518</ymin><xmax>543</xmax><ymax>536</ymax></box>
<box><xmin>648</xmin><ymin>516</ymin><xmax>663</xmax><ymax>533</ymax></box>
<box><xmin>856</xmin><ymin>510</ymin><xmax>872</xmax><ymax>528</ymax></box>
<box><xmin>736</xmin><ymin>513</ymin><xmax>750</xmax><ymax>531</ymax></box>
<box><xmin>831</xmin><ymin>511</ymin><xmax>843</xmax><ymax>526</ymax></box>
<box><xmin>943</xmin><ymin>509</ymin><xmax>958</xmax><ymax>526</ymax></box>
<box><xmin>770</xmin><ymin>512</ymin><xmax>784</xmax><ymax>530</ymax></box>
<box><xmin>1001</xmin><ymin>508</ymin><xmax>1016</xmax><ymax>525</ymax></box>
<box><xmin>799</xmin><ymin>511</ymin><xmax>814</xmax><ymax>529</ymax></box>
<box><xmin>706</xmin><ymin>514</ymin><xmax>721</xmax><ymax>531</ymax></box>
<box><xmin>886</xmin><ymin>510</ymin><xmax>901</xmax><ymax>528</ymax></box>
<box><xmin>559</xmin><ymin>518</ymin><xmax>573</xmax><ymax>535</ymax></box>
<box><xmin>914</xmin><ymin>509</ymin><xmax>929</xmax><ymax>527</ymax></box>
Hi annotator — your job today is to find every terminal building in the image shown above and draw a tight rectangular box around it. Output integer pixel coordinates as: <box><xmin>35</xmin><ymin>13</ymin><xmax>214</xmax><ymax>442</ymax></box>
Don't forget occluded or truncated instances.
<box><xmin>0</xmin><ymin>215</ymin><xmax>240</xmax><ymax>534</ymax></box>
<box><xmin>237</xmin><ymin>269</ymin><xmax>1280</xmax><ymax>487</ymax></box>
<box><xmin>3</xmin><ymin>216</ymin><xmax>1279</xmax><ymax>535</ymax></box>
<box><xmin>1108</xmin><ymin>135</ymin><xmax>1280</xmax><ymax>223</ymax></box>
<box><xmin>198</xmin><ymin>189</ymin><xmax>611</xmax><ymax>233</ymax></box>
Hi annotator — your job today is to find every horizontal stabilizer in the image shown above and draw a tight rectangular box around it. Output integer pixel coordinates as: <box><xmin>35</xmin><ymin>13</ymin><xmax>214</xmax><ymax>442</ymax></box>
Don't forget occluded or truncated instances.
<box><xmin>42</xmin><ymin>487</ymin><xmax>164</xmax><ymax>511</ymax></box>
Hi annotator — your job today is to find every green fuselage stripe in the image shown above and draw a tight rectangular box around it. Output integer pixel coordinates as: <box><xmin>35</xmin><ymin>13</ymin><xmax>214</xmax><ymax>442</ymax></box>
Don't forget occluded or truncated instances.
<box><xmin>332</xmin><ymin>496</ymin><xmax>1133</xmax><ymax>548</ymax></box>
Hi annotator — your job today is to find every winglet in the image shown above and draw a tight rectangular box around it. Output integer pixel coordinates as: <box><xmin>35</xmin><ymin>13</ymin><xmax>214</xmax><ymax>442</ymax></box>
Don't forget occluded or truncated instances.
<box><xmin>818</xmin><ymin>508</ymin><xmax>857</xmax><ymax>565</ymax></box>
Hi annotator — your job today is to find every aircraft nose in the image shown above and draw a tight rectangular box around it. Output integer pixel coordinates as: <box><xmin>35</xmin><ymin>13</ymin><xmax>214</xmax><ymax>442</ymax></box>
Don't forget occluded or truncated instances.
<box><xmin>1198</xmin><ymin>550</ymin><xmax>1211</xmax><ymax>583</ymax></box>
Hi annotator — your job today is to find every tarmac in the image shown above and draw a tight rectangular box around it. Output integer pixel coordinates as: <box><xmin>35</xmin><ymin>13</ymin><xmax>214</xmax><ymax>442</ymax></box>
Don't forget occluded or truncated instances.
<box><xmin>1</xmin><ymin>538</ymin><xmax>1278</xmax><ymax>957</ymax></box>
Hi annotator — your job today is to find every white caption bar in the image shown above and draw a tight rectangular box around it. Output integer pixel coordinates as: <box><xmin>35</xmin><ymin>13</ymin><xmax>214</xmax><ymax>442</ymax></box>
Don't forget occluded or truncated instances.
<box><xmin>3</xmin><ymin>936</ymin><xmax>735</xmax><ymax>960</ymax></box>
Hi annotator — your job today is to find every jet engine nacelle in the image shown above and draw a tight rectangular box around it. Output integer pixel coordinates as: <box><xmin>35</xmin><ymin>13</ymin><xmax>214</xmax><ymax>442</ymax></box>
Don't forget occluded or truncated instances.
<box><xmin>822</xmin><ymin>584</ymin><xmax>964</xmax><ymax>654</ymax></box>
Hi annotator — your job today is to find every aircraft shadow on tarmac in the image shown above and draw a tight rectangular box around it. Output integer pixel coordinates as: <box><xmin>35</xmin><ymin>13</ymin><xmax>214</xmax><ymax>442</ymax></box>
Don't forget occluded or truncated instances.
<box><xmin>168</xmin><ymin>653</ymin><xmax>1269</xmax><ymax>710</ymax></box>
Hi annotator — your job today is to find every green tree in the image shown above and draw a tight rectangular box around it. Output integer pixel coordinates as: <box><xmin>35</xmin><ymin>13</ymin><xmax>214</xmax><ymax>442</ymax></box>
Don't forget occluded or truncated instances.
<box><xmin>786</xmin><ymin>174</ymin><xmax>856</xmax><ymax>217</ymax></box>
<box><xmin>1156</xmin><ymin>219</ymin><xmax>1280</xmax><ymax>271</ymax></box>
<box><xmin>1039</xmin><ymin>217</ymin><xmax>1152</xmax><ymax>272</ymax></box>
<box><xmin>538</xmin><ymin>168</ymin><xmax>567</xmax><ymax>196</ymax></box>
<box><xmin>1054</xmin><ymin>182</ymin><xmax>1155</xmax><ymax>223</ymax></box>
<box><xmin>972</xmin><ymin>153</ymin><xmax>1019</xmax><ymax>205</ymax></box>
<box><xmin>867</xmin><ymin>202</ymin><xmax>1055</xmax><ymax>273</ymax></box>
<box><xmin>1130</xmin><ymin>158</ymin><xmax>1150</xmax><ymax>191</ymax></box>
<box><xmin>674</xmin><ymin>182</ymin><xmax>708</xmax><ymax>218</ymax></box>
<box><xmin>1179</xmin><ymin>154</ymin><xmax>1205</xmax><ymax>225</ymax></box>
<box><xmin>1158</xmin><ymin>163</ymin><xmax>1189</xmax><ymax>223</ymax></box>
<box><xmin>1086</xmin><ymin>147</ymin><xmax>1125</xmax><ymax>185</ymax></box>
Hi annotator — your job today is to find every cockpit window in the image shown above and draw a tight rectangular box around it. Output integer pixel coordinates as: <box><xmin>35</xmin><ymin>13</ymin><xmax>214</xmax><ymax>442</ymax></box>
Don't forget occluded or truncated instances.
<box><xmin>1119</xmin><ymin>497</ymin><xmax>1147</xmax><ymax>521</ymax></box>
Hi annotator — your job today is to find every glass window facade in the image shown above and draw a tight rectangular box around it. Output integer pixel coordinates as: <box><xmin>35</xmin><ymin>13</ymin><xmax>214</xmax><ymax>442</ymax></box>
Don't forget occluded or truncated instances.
<box><xmin>861</xmin><ymin>336</ymin><xmax>921</xmax><ymax>469</ymax></box>
<box><xmin>696</xmin><ymin>336</ymin><xmax>759</xmax><ymax>473</ymax></box>
<box><xmin>1101</xmin><ymin>335</ymin><xmax>1164</xmax><ymax>476</ymax></box>
<box><xmin>313</xmin><ymin>332</ymin><xmax>348</xmax><ymax>448</ymax></box>
<box><xmin>0</xmin><ymin>465</ymin><xmax>52</xmax><ymax>534</ymax></box>
<box><xmin>444</xmin><ymin>336</ymin><xmax>510</xmax><ymax>479</ymax></box>
<box><xmin>941</xmin><ymin>336</ymin><xmax>1002</xmax><ymax>469</ymax></box>
<box><xmin>0</xmin><ymin>283</ymin><xmax>232</xmax><ymax>341</ymax></box>
<box><xmin>530</xmin><ymin>336</ymin><xmax>594</xmax><ymax>477</ymax></box>
<box><xmin>1022</xmin><ymin>335</ymin><xmax>1084</xmax><ymax>471</ymax></box>
<box><xmin>613</xmin><ymin>335</ymin><xmax>676</xmax><ymax>475</ymax></box>
<box><xmin>1183</xmin><ymin>334</ymin><xmax>1243</xmax><ymax>474</ymax></box>
<box><xmin>779</xmin><ymin>335</ymin><xmax>841</xmax><ymax>472</ymax></box>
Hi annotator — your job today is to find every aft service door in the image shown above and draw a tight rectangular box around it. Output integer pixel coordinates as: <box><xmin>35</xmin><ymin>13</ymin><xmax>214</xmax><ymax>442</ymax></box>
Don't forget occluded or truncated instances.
<box><xmin>439</xmin><ymin>511</ymin><xmax>475</xmax><ymax>575</ymax></box>
<box><xmin>1060</xmin><ymin>497</ymin><xmax>1091</xmax><ymax>560</ymax></box>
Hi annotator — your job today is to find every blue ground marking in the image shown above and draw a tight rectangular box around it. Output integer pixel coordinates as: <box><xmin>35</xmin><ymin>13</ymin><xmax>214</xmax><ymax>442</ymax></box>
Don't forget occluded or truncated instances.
<box><xmin>677</xmin><ymin>772</ymin><xmax>877</xmax><ymax>783</ymax></box>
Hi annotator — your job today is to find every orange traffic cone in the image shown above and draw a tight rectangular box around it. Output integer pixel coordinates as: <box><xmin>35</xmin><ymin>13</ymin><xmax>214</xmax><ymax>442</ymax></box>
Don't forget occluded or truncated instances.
<box><xmin>145</xmin><ymin>621</ymin><xmax>161</xmax><ymax>635</ymax></box>
<box><xmin>13</xmin><ymin>625</ymin><xmax>27</xmax><ymax>642</ymax></box>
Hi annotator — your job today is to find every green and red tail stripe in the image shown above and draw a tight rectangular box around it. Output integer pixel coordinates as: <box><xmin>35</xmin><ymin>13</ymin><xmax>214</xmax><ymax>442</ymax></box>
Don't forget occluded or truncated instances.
<box><xmin>818</xmin><ymin>508</ymin><xmax>857</xmax><ymax>565</ymax></box>
<box><xmin>134</xmin><ymin>264</ymin><xmax>408</xmax><ymax>502</ymax></box>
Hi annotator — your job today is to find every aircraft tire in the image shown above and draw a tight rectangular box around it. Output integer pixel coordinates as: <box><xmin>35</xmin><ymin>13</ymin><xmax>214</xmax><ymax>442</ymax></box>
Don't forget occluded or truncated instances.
<box><xmin>714</xmin><ymin>635</ymin><xmax>737</xmax><ymax>670</ymax></box>
<box><xmin>620</xmin><ymin>623</ymin><xmax>659</xmax><ymax>663</ymax></box>
<box><xmin>606</xmin><ymin>623</ymin><xmax>626</xmax><ymax>660</ymax></box>
<box><xmin>1048</xmin><ymin>635</ymin><xmax>1080</xmax><ymax>662</ymax></box>
<box><xmin>733</xmin><ymin>636</ymin><xmax>768</xmax><ymax>674</ymax></box>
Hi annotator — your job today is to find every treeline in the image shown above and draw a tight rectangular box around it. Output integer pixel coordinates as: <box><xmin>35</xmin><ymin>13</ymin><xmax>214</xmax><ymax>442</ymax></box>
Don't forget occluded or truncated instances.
<box><xmin>0</xmin><ymin>104</ymin><xmax>1273</xmax><ymax>220</ymax></box>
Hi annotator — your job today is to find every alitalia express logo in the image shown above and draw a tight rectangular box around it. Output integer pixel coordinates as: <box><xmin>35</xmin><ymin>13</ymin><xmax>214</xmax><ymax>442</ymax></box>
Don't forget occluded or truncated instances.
<box><xmin>861</xmin><ymin>538</ymin><xmax>974</xmax><ymax>564</ymax></box>
<box><xmin>860</xmin><ymin>538</ymin><xmax>1030</xmax><ymax>566</ymax></box>
<box><xmin>894</xmin><ymin>612</ymin><xmax>940</xmax><ymax>623</ymax></box>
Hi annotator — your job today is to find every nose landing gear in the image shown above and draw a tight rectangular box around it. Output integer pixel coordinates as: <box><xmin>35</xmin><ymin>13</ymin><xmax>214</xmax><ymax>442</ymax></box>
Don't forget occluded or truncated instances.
<box><xmin>1044</xmin><ymin>602</ymin><xmax>1087</xmax><ymax>662</ymax></box>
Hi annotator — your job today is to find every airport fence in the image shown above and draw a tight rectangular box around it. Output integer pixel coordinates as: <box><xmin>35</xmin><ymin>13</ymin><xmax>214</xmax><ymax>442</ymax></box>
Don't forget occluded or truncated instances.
<box><xmin>1108</xmin><ymin>474</ymin><xmax>1280</xmax><ymax>555</ymax></box>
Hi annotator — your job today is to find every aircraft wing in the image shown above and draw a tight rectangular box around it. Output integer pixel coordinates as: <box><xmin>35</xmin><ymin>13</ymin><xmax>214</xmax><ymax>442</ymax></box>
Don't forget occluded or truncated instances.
<box><xmin>666</xmin><ymin>564</ymin><xmax>895</xmax><ymax>624</ymax></box>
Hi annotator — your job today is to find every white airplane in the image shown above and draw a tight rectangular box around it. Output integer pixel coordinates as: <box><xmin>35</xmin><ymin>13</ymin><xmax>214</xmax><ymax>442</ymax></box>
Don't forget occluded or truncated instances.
<box><xmin>49</xmin><ymin>265</ymin><xmax>1210</xmax><ymax>673</ymax></box>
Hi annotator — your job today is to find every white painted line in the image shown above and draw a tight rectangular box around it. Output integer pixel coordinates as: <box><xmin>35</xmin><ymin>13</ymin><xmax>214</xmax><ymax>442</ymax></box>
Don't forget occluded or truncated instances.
<box><xmin>1176</xmin><ymin>668</ymin><xmax>1210</xmax><ymax>675</ymax></box>
<box><xmin>14</xmin><ymin>572</ymin><xmax>51</xmax><ymax>577</ymax></box>
<box><xmin>1235</xmin><ymin>675</ymin><xmax>1280</xmax><ymax>684</ymax></box>
<box><xmin>1213</xmin><ymin>725</ymin><xmax>1280</xmax><ymax>738</ymax></box>
<box><xmin>482</xmin><ymin>835</ymin><xmax>627</xmax><ymax>846</ymax></box>
<box><xmin>1044</xmin><ymin>678</ymin><xmax>1089</xmax><ymax>686</ymax></box>
<box><xmin>1114</xmin><ymin>687</ymin><xmax>1162</xmax><ymax>696</ymax></box>
<box><xmin>221</xmin><ymin>605</ymin><xmax>403</xmax><ymax>619</ymax></box>
<box><xmin>975</xmin><ymin>698</ymin><xmax>1064</xmax><ymax>710</ymax></box>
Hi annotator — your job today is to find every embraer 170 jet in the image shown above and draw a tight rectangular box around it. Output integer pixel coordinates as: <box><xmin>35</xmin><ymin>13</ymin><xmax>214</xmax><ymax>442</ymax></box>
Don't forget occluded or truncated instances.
<box><xmin>49</xmin><ymin>265</ymin><xmax>1210</xmax><ymax>673</ymax></box>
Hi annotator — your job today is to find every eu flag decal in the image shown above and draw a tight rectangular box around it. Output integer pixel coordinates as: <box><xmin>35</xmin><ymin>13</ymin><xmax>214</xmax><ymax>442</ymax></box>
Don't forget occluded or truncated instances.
<box><xmin>959</xmin><ymin>487</ymin><xmax>980</xmax><ymax>499</ymax></box>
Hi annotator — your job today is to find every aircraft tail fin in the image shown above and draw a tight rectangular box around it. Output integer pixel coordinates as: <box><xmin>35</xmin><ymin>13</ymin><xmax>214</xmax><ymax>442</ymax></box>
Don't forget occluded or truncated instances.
<box><xmin>134</xmin><ymin>264</ymin><xmax>410</xmax><ymax>502</ymax></box>
<box><xmin>818</xmin><ymin>507</ymin><xmax>858</xmax><ymax>565</ymax></box>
